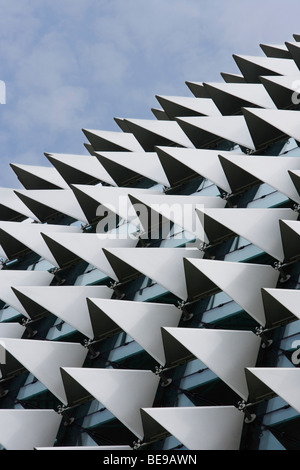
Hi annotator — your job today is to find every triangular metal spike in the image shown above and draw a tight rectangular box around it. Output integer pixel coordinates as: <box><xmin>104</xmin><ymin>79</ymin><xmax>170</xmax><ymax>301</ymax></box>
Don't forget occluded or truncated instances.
<box><xmin>0</xmin><ymin>221</ymin><xmax>80</xmax><ymax>266</ymax></box>
<box><xmin>196</xmin><ymin>208</ymin><xmax>297</xmax><ymax>262</ymax></box>
<box><xmin>219</xmin><ymin>154</ymin><xmax>300</xmax><ymax>201</ymax></box>
<box><xmin>176</xmin><ymin>115</ymin><xmax>256</xmax><ymax>150</ymax></box>
<box><xmin>285</xmin><ymin>42</ymin><xmax>300</xmax><ymax>70</ymax></box>
<box><xmin>71</xmin><ymin>185</ymin><xmax>162</xmax><ymax>225</ymax></box>
<box><xmin>122</xmin><ymin>119</ymin><xmax>195</xmax><ymax>151</ymax></box>
<box><xmin>0</xmin><ymin>188</ymin><xmax>40</xmax><ymax>222</ymax></box>
<box><xmin>0</xmin><ymin>410</ymin><xmax>62</xmax><ymax>450</ymax></box>
<box><xmin>279</xmin><ymin>219</ymin><xmax>300</xmax><ymax>262</ymax></box>
<box><xmin>12</xmin><ymin>286</ymin><xmax>112</xmax><ymax>336</ymax></box>
<box><xmin>14</xmin><ymin>189</ymin><xmax>88</xmax><ymax>224</ymax></box>
<box><xmin>0</xmin><ymin>270</ymin><xmax>54</xmax><ymax>318</ymax></box>
<box><xmin>242</xmin><ymin>107</ymin><xmax>300</xmax><ymax>150</ymax></box>
<box><xmin>141</xmin><ymin>406</ymin><xmax>244</xmax><ymax>450</ymax></box>
<box><xmin>259</xmin><ymin>74</ymin><xmax>300</xmax><ymax>109</ymax></box>
<box><xmin>61</xmin><ymin>368</ymin><xmax>160</xmax><ymax>440</ymax></box>
<box><xmin>10</xmin><ymin>163</ymin><xmax>69</xmax><ymax>190</ymax></box>
<box><xmin>0</xmin><ymin>338</ymin><xmax>87</xmax><ymax>405</ymax></box>
<box><xmin>155</xmin><ymin>95</ymin><xmax>221</xmax><ymax>119</ymax></box>
<box><xmin>203</xmin><ymin>82</ymin><xmax>275</xmax><ymax>115</ymax></box>
<box><xmin>156</xmin><ymin>146</ymin><xmax>240</xmax><ymax>191</ymax></box>
<box><xmin>128</xmin><ymin>193</ymin><xmax>225</xmax><ymax>240</ymax></box>
<box><xmin>82</xmin><ymin>129</ymin><xmax>144</xmax><ymax>152</ymax></box>
<box><xmin>45</xmin><ymin>153</ymin><xmax>117</xmax><ymax>186</ymax></box>
<box><xmin>184</xmin><ymin>258</ymin><xmax>279</xmax><ymax>325</ymax></box>
<box><xmin>86</xmin><ymin>298</ymin><xmax>182</xmax><ymax>364</ymax></box>
<box><xmin>185</xmin><ymin>81</ymin><xmax>211</xmax><ymax>97</ymax></box>
<box><xmin>233</xmin><ymin>54</ymin><xmax>299</xmax><ymax>83</ymax></box>
<box><xmin>260</xmin><ymin>43</ymin><xmax>291</xmax><ymax>59</ymax></box>
<box><xmin>221</xmin><ymin>72</ymin><xmax>246</xmax><ymax>83</ymax></box>
<box><xmin>94</xmin><ymin>151</ymin><xmax>170</xmax><ymax>187</ymax></box>
<box><xmin>262</xmin><ymin>287</ymin><xmax>300</xmax><ymax>328</ymax></box>
<box><xmin>246</xmin><ymin>368</ymin><xmax>300</xmax><ymax>413</ymax></box>
<box><xmin>162</xmin><ymin>327</ymin><xmax>260</xmax><ymax>400</ymax></box>
<box><xmin>103</xmin><ymin>248</ymin><xmax>203</xmax><ymax>300</ymax></box>
<box><xmin>40</xmin><ymin>232</ymin><xmax>138</xmax><ymax>278</ymax></box>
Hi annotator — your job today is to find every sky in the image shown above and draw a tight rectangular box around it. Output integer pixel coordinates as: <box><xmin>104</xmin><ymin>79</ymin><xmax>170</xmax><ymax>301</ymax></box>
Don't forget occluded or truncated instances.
<box><xmin>1</xmin><ymin>0</ymin><xmax>300</xmax><ymax>187</ymax></box>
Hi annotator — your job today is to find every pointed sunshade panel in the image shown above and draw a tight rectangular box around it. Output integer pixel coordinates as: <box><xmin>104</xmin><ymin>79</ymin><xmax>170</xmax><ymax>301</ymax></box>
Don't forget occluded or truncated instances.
<box><xmin>203</xmin><ymin>82</ymin><xmax>275</xmax><ymax>115</ymax></box>
<box><xmin>155</xmin><ymin>95</ymin><xmax>221</xmax><ymax>118</ymax></box>
<box><xmin>156</xmin><ymin>146</ymin><xmax>235</xmax><ymax>191</ymax></box>
<box><xmin>141</xmin><ymin>406</ymin><xmax>244</xmax><ymax>450</ymax></box>
<box><xmin>128</xmin><ymin>193</ymin><xmax>226</xmax><ymax>241</ymax></box>
<box><xmin>0</xmin><ymin>188</ymin><xmax>39</xmax><ymax>222</ymax></box>
<box><xmin>161</xmin><ymin>327</ymin><xmax>260</xmax><ymax>400</ymax></box>
<box><xmin>94</xmin><ymin>151</ymin><xmax>170</xmax><ymax>187</ymax></box>
<box><xmin>10</xmin><ymin>163</ymin><xmax>69</xmax><ymax>190</ymax></box>
<box><xmin>86</xmin><ymin>298</ymin><xmax>182</xmax><ymax>364</ymax></box>
<box><xmin>219</xmin><ymin>154</ymin><xmax>300</xmax><ymax>201</ymax></box>
<box><xmin>122</xmin><ymin>119</ymin><xmax>195</xmax><ymax>151</ymax></box>
<box><xmin>176</xmin><ymin>115</ymin><xmax>256</xmax><ymax>150</ymax></box>
<box><xmin>262</xmin><ymin>288</ymin><xmax>300</xmax><ymax>328</ymax></box>
<box><xmin>45</xmin><ymin>153</ymin><xmax>117</xmax><ymax>186</ymax></box>
<box><xmin>289</xmin><ymin>169</ymin><xmax>300</xmax><ymax>196</ymax></box>
<box><xmin>285</xmin><ymin>41</ymin><xmax>300</xmax><ymax>69</ymax></box>
<box><xmin>243</xmin><ymin>107</ymin><xmax>300</xmax><ymax>150</ymax></box>
<box><xmin>14</xmin><ymin>189</ymin><xmax>88</xmax><ymax>224</ymax></box>
<box><xmin>184</xmin><ymin>258</ymin><xmax>280</xmax><ymax>325</ymax></box>
<box><xmin>0</xmin><ymin>410</ymin><xmax>62</xmax><ymax>450</ymax></box>
<box><xmin>260</xmin><ymin>43</ymin><xmax>291</xmax><ymax>59</ymax></box>
<box><xmin>0</xmin><ymin>338</ymin><xmax>87</xmax><ymax>405</ymax></box>
<box><xmin>0</xmin><ymin>221</ymin><xmax>81</xmax><ymax>266</ymax></box>
<box><xmin>185</xmin><ymin>81</ymin><xmax>211</xmax><ymax>97</ymax></box>
<box><xmin>12</xmin><ymin>286</ymin><xmax>112</xmax><ymax>337</ymax></box>
<box><xmin>259</xmin><ymin>74</ymin><xmax>300</xmax><ymax>109</ymax></box>
<box><xmin>232</xmin><ymin>54</ymin><xmax>299</xmax><ymax>82</ymax></box>
<box><xmin>82</xmin><ymin>129</ymin><xmax>144</xmax><ymax>152</ymax></box>
<box><xmin>103</xmin><ymin>247</ymin><xmax>203</xmax><ymax>300</ymax></box>
<box><xmin>41</xmin><ymin>232</ymin><xmax>138</xmax><ymax>278</ymax></box>
<box><xmin>61</xmin><ymin>368</ymin><xmax>160</xmax><ymax>440</ymax></box>
<box><xmin>71</xmin><ymin>184</ymin><xmax>162</xmax><ymax>225</ymax></box>
<box><xmin>246</xmin><ymin>368</ymin><xmax>300</xmax><ymax>413</ymax></box>
<box><xmin>196</xmin><ymin>208</ymin><xmax>297</xmax><ymax>262</ymax></box>
<box><xmin>279</xmin><ymin>219</ymin><xmax>300</xmax><ymax>262</ymax></box>
<box><xmin>0</xmin><ymin>270</ymin><xmax>54</xmax><ymax>318</ymax></box>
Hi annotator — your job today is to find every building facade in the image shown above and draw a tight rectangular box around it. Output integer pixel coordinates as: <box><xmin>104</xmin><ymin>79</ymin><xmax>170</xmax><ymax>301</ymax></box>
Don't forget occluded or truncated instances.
<box><xmin>0</xmin><ymin>35</ymin><xmax>300</xmax><ymax>451</ymax></box>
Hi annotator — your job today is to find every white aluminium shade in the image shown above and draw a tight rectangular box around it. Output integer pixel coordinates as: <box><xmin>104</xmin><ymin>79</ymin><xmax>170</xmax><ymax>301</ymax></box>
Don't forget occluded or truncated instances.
<box><xmin>233</xmin><ymin>54</ymin><xmax>300</xmax><ymax>82</ymax></box>
<box><xmin>0</xmin><ymin>270</ymin><xmax>54</xmax><ymax>318</ymax></box>
<box><xmin>219</xmin><ymin>154</ymin><xmax>300</xmax><ymax>202</ymax></box>
<box><xmin>94</xmin><ymin>151</ymin><xmax>170</xmax><ymax>187</ymax></box>
<box><xmin>0</xmin><ymin>338</ymin><xmax>87</xmax><ymax>405</ymax></box>
<box><xmin>14</xmin><ymin>189</ymin><xmax>88</xmax><ymax>224</ymax></box>
<box><xmin>10</xmin><ymin>163</ymin><xmax>69</xmax><ymax>190</ymax></box>
<box><xmin>141</xmin><ymin>406</ymin><xmax>244</xmax><ymax>450</ymax></box>
<box><xmin>176</xmin><ymin>115</ymin><xmax>256</xmax><ymax>150</ymax></box>
<box><xmin>0</xmin><ymin>322</ymin><xmax>25</xmax><ymax>338</ymax></box>
<box><xmin>45</xmin><ymin>153</ymin><xmax>117</xmax><ymax>186</ymax></box>
<box><xmin>156</xmin><ymin>147</ymin><xmax>235</xmax><ymax>191</ymax></box>
<box><xmin>162</xmin><ymin>327</ymin><xmax>260</xmax><ymax>400</ymax></box>
<box><xmin>0</xmin><ymin>410</ymin><xmax>62</xmax><ymax>450</ymax></box>
<box><xmin>12</xmin><ymin>286</ymin><xmax>112</xmax><ymax>337</ymax></box>
<box><xmin>279</xmin><ymin>219</ymin><xmax>300</xmax><ymax>262</ymax></box>
<box><xmin>0</xmin><ymin>188</ymin><xmax>39</xmax><ymax>221</ymax></box>
<box><xmin>184</xmin><ymin>258</ymin><xmax>280</xmax><ymax>325</ymax></box>
<box><xmin>40</xmin><ymin>232</ymin><xmax>138</xmax><ymax>278</ymax></box>
<box><xmin>0</xmin><ymin>221</ymin><xmax>81</xmax><ymax>266</ymax></box>
<box><xmin>196</xmin><ymin>208</ymin><xmax>298</xmax><ymax>262</ymax></box>
<box><xmin>246</xmin><ymin>368</ymin><xmax>300</xmax><ymax>413</ymax></box>
<box><xmin>82</xmin><ymin>129</ymin><xmax>144</xmax><ymax>152</ymax></box>
<box><xmin>103</xmin><ymin>247</ymin><xmax>203</xmax><ymax>300</ymax></box>
<box><xmin>262</xmin><ymin>288</ymin><xmax>300</xmax><ymax>328</ymax></box>
<box><xmin>61</xmin><ymin>368</ymin><xmax>160</xmax><ymax>440</ymax></box>
<box><xmin>155</xmin><ymin>95</ymin><xmax>221</xmax><ymax>117</ymax></box>
<box><xmin>87</xmin><ymin>298</ymin><xmax>182</xmax><ymax>365</ymax></box>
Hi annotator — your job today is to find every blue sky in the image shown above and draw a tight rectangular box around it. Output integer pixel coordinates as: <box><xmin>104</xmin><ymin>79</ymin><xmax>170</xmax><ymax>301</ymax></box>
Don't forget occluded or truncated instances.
<box><xmin>1</xmin><ymin>0</ymin><xmax>300</xmax><ymax>187</ymax></box>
